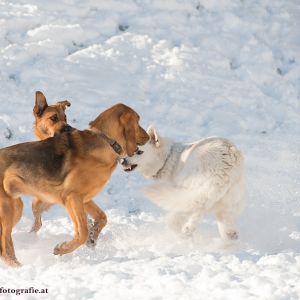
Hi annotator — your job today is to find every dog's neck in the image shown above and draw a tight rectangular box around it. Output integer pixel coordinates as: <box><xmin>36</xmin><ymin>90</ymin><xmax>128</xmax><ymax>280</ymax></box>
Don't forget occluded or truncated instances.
<box><xmin>152</xmin><ymin>142</ymin><xmax>182</xmax><ymax>180</ymax></box>
<box><xmin>89</xmin><ymin>126</ymin><xmax>102</xmax><ymax>134</ymax></box>
<box><xmin>34</xmin><ymin>123</ymin><xmax>49</xmax><ymax>140</ymax></box>
<box><xmin>89</xmin><ymin>127</ymin><xmax>122</xmax><ymax>155</ymax></box>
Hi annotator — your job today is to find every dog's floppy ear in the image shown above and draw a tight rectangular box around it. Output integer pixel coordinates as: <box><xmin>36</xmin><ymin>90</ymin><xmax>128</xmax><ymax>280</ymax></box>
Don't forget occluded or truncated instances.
<box><xmin>34</xmin><ymin>91</ymin><xmax>48</xmax><ymax>117</ymax></box>
<box><xmin>147</xmin><ymin>126</ymin><xmax>160</xmax><ymax>147</ymax></box>
<box><xmin>56</xmin><ymin>100</ymin><xmax>71</xmax><ymax>111</ymax></box>
<box><xmin>120</xmin><ymin>112</ymin><xmax>138</xmax><ymax>157</ymax></box>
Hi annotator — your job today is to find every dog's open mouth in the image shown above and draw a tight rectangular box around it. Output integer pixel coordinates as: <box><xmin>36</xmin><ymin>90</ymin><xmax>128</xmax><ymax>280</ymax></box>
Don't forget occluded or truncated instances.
<box><xmin>123</xmin><ymin>164</ymin><xmax>137</xmax><ymax>172</ymax></box>
<box><xmin>119</xmin><ymin>158</ymin><xmax>138</xmax><ymax>172</ymax></box>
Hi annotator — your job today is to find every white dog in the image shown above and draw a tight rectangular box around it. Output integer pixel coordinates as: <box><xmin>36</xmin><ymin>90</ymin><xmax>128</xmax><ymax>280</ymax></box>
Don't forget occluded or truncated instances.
<box><xmin>121</xmin><ymin>126</ymin><xmax>245</xmax><ymax>240</ymax></box>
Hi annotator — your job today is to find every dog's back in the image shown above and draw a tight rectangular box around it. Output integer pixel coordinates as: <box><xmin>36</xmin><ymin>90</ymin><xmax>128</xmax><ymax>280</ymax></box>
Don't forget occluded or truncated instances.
<box><xmin>178</xmin><ymin>138</ymin><xmax>243</xmax><ymax>186</ymax></box>
<box><xmin>174</xmin><ymin>137</ymin><xmax>243</xmax><ymax>204</ymax></box>
<box><xmin>144</xmin><ymin>137</ymin><xmax>244</xmax><ymax>214</ymax></box>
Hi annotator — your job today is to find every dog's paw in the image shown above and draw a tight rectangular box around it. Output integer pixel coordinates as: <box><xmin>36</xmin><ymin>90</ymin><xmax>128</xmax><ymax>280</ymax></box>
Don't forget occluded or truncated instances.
<box><xmin>86</xmin><ymin>238</ymin><xmax>96</xmax><ymax>249</ymax></box>
<box><xmin>226</xmin><ymin>230</ymin><xmax>239</xmax><ymax>240</ymax></box>
<box><xmin>10</xmin><ymin>260</ymin><xmax>22</xmax><ymax>268</ymax></box>
<box><xmin>53</xmin><ymin>242</ymin><xmax>67</xmax><ymax>256</ymax></box>
<box><xmin>2</xmin><ymin>256</ymin><xmax>22</xmax><ymax>268</ymax></box>
<box><xmin>181</xmin><ymin>223</ymin><xmax>196</xmax><ymax>237</ymax></box>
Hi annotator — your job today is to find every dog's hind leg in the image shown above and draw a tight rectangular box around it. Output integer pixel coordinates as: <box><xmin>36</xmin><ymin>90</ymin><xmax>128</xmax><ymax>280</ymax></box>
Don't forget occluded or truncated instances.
<box><xmin>0</xmin><ymin>192</ymin><xmax>21</xmax><ymax>267</ymax></box>
<box><xmin>214</xmin><ymin>198</ymin><xmax>241</xmax><ymax>241</ymax></box>
<box><xmin>214</xmin><ymin>178</ymin><xmax>245</xmax><ymax>241</ymax></box>
<box><xmin>30</xmin><ymin>198</ymin><xmax>53</xmax><ymax>233</ymax></box>
<box><xmin>53</xmin><ymin>193</ymin><xmax>88</xmax><ymax>255</ymax></box>
<box><xmin>215</xmin><ymin>211</ymin><xmax>239</xmax><ymax>240</ymax></box>
<box><xmin>181</xmin><ymin>210</ymin><xmax>204</xmax><ymax>236</ymax></box>
<box><xmin>84</xmin><ymin>201</ymin><xmax>107</xmax><ymax>248</ymax></box>
<box><xmin>13</xmin><ymin>197</ymin><xmax>23</xmax><ymax>227</ymax></box>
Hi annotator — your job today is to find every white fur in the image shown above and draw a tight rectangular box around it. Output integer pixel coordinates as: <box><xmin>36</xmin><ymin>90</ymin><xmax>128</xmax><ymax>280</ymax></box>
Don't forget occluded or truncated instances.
<box><xmin>125</xmin><ymin>126</ymin><xmax>245</xmax><ymax>240</ymax></box>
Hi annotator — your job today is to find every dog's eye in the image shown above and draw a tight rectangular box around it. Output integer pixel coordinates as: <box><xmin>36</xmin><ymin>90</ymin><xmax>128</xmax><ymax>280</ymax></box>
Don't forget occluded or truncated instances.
<box><xmin>50</xmin><ymin>115</ymin><xmax>58</xmax><ymax>122</ymax></box>
<box><xmin>136</xmin><ymin>150</ymin><xmax>144</xmax><ymax>155</ymax></box>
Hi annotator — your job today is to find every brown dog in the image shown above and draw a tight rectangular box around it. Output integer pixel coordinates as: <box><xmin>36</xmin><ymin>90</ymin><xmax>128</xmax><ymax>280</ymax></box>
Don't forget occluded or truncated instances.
<box><xmin>31</xmin><ymin>92</ymin><xmax>120</xmax><ymax>249</ymax></box>
<box><xmin>31</xmin><ymin>91</ymin><xmax>72</xmax><ymax>232</ymax></box>
<box><xmin>0</xmin><ymin>102</ymin><xmax>149</xmax><ymax>267</ymax></box>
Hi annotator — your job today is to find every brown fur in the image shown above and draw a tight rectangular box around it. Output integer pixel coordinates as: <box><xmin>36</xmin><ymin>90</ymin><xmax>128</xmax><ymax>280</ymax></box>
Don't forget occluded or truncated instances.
<box><xmin>0</xmin><ymin>102</ymin><xmax>149</xmax><ymax>267</ymax></box>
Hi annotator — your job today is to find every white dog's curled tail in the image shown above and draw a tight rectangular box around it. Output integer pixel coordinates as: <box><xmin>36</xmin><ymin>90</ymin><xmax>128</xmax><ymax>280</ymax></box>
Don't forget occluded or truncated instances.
<box><xmin>144</xmin><ymin>183</ymin><xmax>199</xmax><ymax>212</ymax></box>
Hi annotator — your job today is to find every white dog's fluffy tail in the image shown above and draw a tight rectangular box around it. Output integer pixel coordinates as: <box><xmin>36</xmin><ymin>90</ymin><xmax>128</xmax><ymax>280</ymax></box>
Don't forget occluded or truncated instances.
<box><xmin>144</xmin><ymin>183</ymin><xmax>200</xmax><ymax>212</ymax></box>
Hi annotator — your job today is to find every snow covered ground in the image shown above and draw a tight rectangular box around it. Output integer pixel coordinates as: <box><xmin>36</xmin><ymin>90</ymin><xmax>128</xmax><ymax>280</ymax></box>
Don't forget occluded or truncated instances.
<box><xmin>0</xmin><ymin>0</ymin><xmax>299</xmax><ymax>299</ymax></box>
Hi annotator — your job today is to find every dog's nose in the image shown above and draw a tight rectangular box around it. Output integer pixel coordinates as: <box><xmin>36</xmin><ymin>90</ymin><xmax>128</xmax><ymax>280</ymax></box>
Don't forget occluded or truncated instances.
<box><xmin>119</xmin><ymin>158</ymin><xmax>127</xmax><ymax>166</ymax></box>
<box><xmin>61</xmin><ymin>124</ymin><xmax>73</xmax><ymax>133</ymax></box>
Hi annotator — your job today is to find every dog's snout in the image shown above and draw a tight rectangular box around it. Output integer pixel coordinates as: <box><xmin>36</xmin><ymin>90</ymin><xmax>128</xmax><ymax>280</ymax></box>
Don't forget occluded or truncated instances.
<box><xmin>119</xmin><ymin>157</ymin><xmax>138</xmax><ymax>172</ymax></box>
<box><xmin>120</xmin><ymin>158</ymin><xmax>127</xmax><ymax>166</ymax></box>
<box><xmin>61</xmin><ymin>124</ymin><xmax>73</xmax><ymax>133</ymax></box>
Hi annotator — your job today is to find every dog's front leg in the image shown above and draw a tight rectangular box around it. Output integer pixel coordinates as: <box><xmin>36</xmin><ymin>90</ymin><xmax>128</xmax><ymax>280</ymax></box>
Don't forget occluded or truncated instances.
<box><xmin>53</xmin><ymin>193</ymin><xmax>88</xmax><ymax>255</ymax></box>
<box><xmin>181</xmin><ymin>210</ymin><xmax>203</xmax><ymax>236</ymax></box>
<box><xmin>167</xmin><ymin>212</ymin><xmax>190</xmax><ymax>233</ymax></box>
<box><xmin>84</xmin><ymin>201</ymin><xmax>107</xmax><ymax>248</ymax></box>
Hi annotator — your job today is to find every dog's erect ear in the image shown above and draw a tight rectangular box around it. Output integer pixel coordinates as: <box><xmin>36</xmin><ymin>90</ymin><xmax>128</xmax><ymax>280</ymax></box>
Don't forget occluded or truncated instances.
<box><xmin>147</xmin><ymin>126</ymin><xmax>160</xmax><ymax>147</ymax></box>
<box><xmin>120</xmin><ymin>112</ymin><xmax>137</xmax><ymax>157</ymax></box>
<box><xmin>34</xmin><ymin>91</ymin><xmax>48</xmax><ymax>117</ymax></box>
<box><xmin>56</xmin><ymin>100</ymin><xmax>71</xmax><ymax>111</ymax></box>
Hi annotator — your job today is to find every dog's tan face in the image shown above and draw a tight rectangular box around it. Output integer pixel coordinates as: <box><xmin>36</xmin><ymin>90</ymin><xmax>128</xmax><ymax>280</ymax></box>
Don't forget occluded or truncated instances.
<box><xmin>89</xmin><ymin>103</ymin><xmax>149</xmax><ymax>157</ymax></box>
<box><xmin>33</xmin><ymin>91</ymin><xmax>71</xmax><ymax>140</ymax></box>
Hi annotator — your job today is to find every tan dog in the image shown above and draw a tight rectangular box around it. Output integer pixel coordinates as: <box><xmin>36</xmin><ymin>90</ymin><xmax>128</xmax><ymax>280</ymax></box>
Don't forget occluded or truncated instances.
<box><xmin>31</xmin><ymin>91</ymin><xmax>72</xmax><ymax>232</ymax></box>
<box><xmin>31</xmin><ymin>92</ymin><xmax>112</xmax><ymax>246</ymax></box>
<box><xmin>0</xmin><ymin>102</ymin><xmax>149</xmax><ymax>267</ymax></box>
